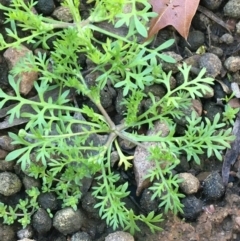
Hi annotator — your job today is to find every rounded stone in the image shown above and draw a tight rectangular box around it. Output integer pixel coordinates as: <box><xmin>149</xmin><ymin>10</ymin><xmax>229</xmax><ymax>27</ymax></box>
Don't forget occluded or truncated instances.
<box><xmin>178</xmin><ymin>173</ymin><xmax>200</xmax><ymax>194</ymax></box>
<box><xmin>105</xmin><ymin>231</ymin><xmax>134</xmax><ymax>241</ymax></box>
<box><xmin>224</xmin><ymin>56</ymin><xmax>240</xmax><ymax>72</ymax></box>
<box><xmin>35</xmin><ymin>0</ymin><xmax>55</xmax><ymax>16</ymax></box>
<box><xmin>53</xmin><ymin>208</ymin><xmax>84</xmax><ymax>235</ymax></box>
<box><xmin>140</xmin><ymin>188</ymin><xmax>159</xmax><ymax>214</ymax></box>
<box><xmin>199</xmin><ymin>53</ymin><xmax>222</xmax><ymax>78</ymax></box>
<box><xmin>32</xmin><ymin>208</ymin><xmax>52</xmax><ymax>234</ymax></box>
<box><xmin>203</xmin><ymin>172</ymin><xmax>225</xmax><ymax>200</ymax></box>
<box><xmin>52</xmin><ymin>6</ymin><xmax>73</xmax><ymax>22</ymax></box>
<box><xmin>182</xmin><ymin>30</ymin><xmax>205</xmax><ymax>51</ymax></box>
<box><xmin>0</xmin><ymin>224</ymin><xmax>15</xmax><ymax>241</ymax></box>
<box><xmin>37</xmin><ymin>192</ymin><xmax>59</xmax><ymax>211</ymax></box>
<box><xmin>81</xmin><ymin>192</ymin><xmax>100</xmax><ymax>219</ymax></box>
<box><xmin>0</xmin><ymin>172</ymin><xmax>22</xmax><ymax>196</ymax></box>
<box><xmin>17</xmin><ymin>226</ymin><xmax>34</xmax><ymax>239</ymax></box>
<box><xmin>224</xmin><ymin>0</ymin><xmax>240</xmax><ymax>18</ymax></box>
<box><xmin>219</xmin><ymin>33</ymin><xmax>234</xmax><ymax>44</ymax></box>
<box><xmin>71</xmin><ymin>231</ymin><xmax>92</xmax><ymax>241</ymax></box>
<box><xmin>181</xmin><ymin>196</ymin><xmax>203</xmax><ymax>220</ymax></box>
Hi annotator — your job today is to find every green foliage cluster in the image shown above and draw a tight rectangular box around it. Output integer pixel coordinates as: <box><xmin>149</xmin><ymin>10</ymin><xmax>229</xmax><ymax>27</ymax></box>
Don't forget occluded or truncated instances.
<box><xmin>0</xmin><ymin>0</ymin><xmax>236</xmax><ymax>234</ymax></box>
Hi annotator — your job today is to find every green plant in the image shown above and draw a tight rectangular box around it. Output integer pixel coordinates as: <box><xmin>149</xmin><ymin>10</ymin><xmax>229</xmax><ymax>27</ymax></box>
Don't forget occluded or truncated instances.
<box><xmin>0</xmin><ymin>0</ymin><xmax>235</xmax><ymax>234</ymax></box>
<box><xmin>222</xmin><ymin>94</ymin><xmax>240</xmax><ymax>126</ymax></box>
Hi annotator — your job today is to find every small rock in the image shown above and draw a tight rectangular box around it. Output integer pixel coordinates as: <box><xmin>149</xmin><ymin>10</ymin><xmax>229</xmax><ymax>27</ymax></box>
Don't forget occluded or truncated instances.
<box><xmin>81</xmin><ymin>192</ymin><xmax>100</xmax><ymax>219</ymax></box>
<box><xmin>134</xmin><ymin>121</ymin><xmax>170</xmax><ymax>195</ymax></box>
<box><xmin>80</xmin><ymin>177</ymin><xmax>93</xmax><ymax>197</ymax></box>
<box><xmin>0</xmin><ymin>172</ymin><xmax>22</xmax><ymax>196</ymax></box>
<box><xmin>35</xmin><ymin>0</ymin><xmax>55</xmax><ymax>15</ymax></box>
<box><xmin>228</xmin><ymin>98</ymin><xmax>240</xmax><ymax>108</ymax></box>
<box><xmin>183</xmin><ymin>55</ymin><xmax>201</xmax><ymax>68</ymax></box>
<box><xmin>118</xmin><ymin>138</ymin><xmax>136</xmax><ymax>152</ymax></box>
<box><xmin>105</xmin><ymin>231</ymin><xmax>134</xmax><ymax>241</ymax></box>
<box><xmin>219</xmin><ymin>33</ymin><xmax>234</xmax><ymax>44</ymax></box>
<box><xmin>37</xmin><ymin>192</ymin><xmax>59</xmax><ymax>211</ymax></box>
<box><xmin>208</xmin><ymin>46</ymin><xmax>223</xmax><ymax>57</ymax></box>
<box><xmin>203</xmin><ymin>101</ymin><xmax>223</xmax><ymax>122</ymax></box>
<box><xmin>181</xmin><ymin>30</ymin><xmax>205</xmax><ymax>51</ymax></box>
<box><xmin>0</xmin><ymin>159</ymin><xmax>15</xmax><ymax>171</ymax></box>
<box><xmin>143</xmin><ymin>84</ymin><xmax>166</xmax><ymax>97</ymax></box>
<box><xmin>174</xmin><ymin>99</ymin><xmax>202</xmax><ymax>127</ymax></box>
<box><xmin>17</xmin><ymin>226</ymin><xmax>34</xmax><ymax>239</ymax></box>
<box><xmin>53</xmin><ymin>208</ymin><xmax>84</xmax><ymax>235</ymax></box>
<box><xmin>181</xmin><ymin>195</ymin><xmax>203</xmax><ymax>220</ymax></box>
<box><xmin>213</xmin><ymin>81</ymin><xmax>229</xmax><ymax>100</ymax></box>
<box><xmin>0</xmin><ymin>135</ymin><xmax>16</xmax><ymax>151</ymax></box>
<box><xmin>224</xmin><ymin>56</ymin><xmax>240</xmax><ymax>72</ymax></box>
<box><xmin>161</xmin><ymin>51</ymin><xmax>182</xmax><ymax>73</ymax></box>
<box><xmin>100</xmin><ymin>85</ymin><xmax>115</xmax><ymax>109</ymax></box>
<box><xmin>17</xmin><ymin>239</ymin><xmax>36</xmax><ymax>241</ymax></box>
<box><xmin>203</xmin><ymin>172</ymin><xmax>225</xmax><ymax>200</ymax></box>
<box><xmin>22</xmin><ymin>176</ymin><xmax>41</xmax><ymax>190</ymax></box>
<box><xmin>140</xmin><ymin>188</ymin><xmax>159</xmax><ymax>214</ymax></box>
<box><xmin>52</xmin><ymin>6</ymin><xmax>73</xmax><ymax>22</ymax></box>
<box><xmin>201</xmin><ymin>0</ymin><xmax>224</xmax><ymax>10</ymax></box>
<box><xmin>202</xmin><ymin>84</ymin><xmax>214</xmax><ymax>98</ymax></box>
<box><xmin>178</xmin><ymin>173</ymin><xmax>200</xmax><ymax>194</ymax></box>
<box><xmin>175</xmin><ymin>155</ymin><xmax>190</xmax><ymax>172</ymax></box>
<box><xmin>32</xmin><ymin>208</ymin><xmax>52</xmax><ymax>234</ymax></box>
<box><xmin>199</xmin><ymin>53</ymin><xmax>222</xmax><ymax>78</ymax></box>
<box><xmin>224</xmin><ymin>0</ymin><xmax>240</xmax><ymax>18</ymax></box>
<box><xmin>0</xmin><ymin>224</ymin><xmax>15</xmax><ymax>241</ymax></box>
<box><xmin>142</xmin><ymin>97</ymin><xmax>160</xmax><ymax>113</ymax></box>
<box><xmin>71</xmin><ymin>231</ymin><xmax>92</xmax><ymax>241</ymax></box>
<box><xmin>192</xmin><ymin>13</ymin><xmax>211</xmax><ymax>31</ymax></box>
<box><xmin>3</xmin><ymin>46</ymin><xmax>38</xmax><ymax>95</ymax></box>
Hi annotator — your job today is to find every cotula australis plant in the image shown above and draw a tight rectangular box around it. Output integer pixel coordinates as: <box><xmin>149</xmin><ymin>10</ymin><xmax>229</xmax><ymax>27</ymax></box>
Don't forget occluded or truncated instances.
<box><xmin>0</xmin><ymin>0</ymin><xmax>235</xmax><ymax>234</ymax></box>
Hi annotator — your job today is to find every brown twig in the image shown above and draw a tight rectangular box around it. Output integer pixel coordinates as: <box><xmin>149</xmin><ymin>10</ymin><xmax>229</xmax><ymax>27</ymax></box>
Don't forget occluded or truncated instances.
<box><xmin>197</xmin><ymin>5</ymin><xmax>232</xmax><ymax>33</ymax></box>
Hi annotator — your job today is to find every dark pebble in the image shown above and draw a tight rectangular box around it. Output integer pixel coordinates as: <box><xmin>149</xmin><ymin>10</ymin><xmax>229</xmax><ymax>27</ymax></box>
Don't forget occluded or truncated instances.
<box><xmin>81</xmin><ymin>192</ymin><xmax>100</xmax><ymax>219</ymax></box>
<box><xmin>140</xmin><ymin>188</ymin><xmax>159</xmax><ymax>214</ymax></box>
<box><xmin>37</xmin><ymin>192</ymin><xmax>59</xmax><ymax>211</ymax></box>
<box><xmin>203</xmin><ymin>172</ymin><xmax>225</xmax><ymax>200</ymax></box>
<box><xmin>203</xmin><ymin>101</ymin><xmax>223</xmax><ymax>122</ymax></box>
<box><xmin>35</xmin><ymin>0</ymin><xmax>55</xmax><ymax>16</ymax></box>
<box><xmin>32</xmin><ymin>208</ymin><xmax>52</xmax><ymax>234</ymax></box>
<box><xmin>181</xmin><ymin>195</ymin><xmax>203</xmax><ymax>220</ymax></box>
<box><xmin>181</xmin><ymin>30</ymin><xmax>205</xmax><ymax>51</ymax></box>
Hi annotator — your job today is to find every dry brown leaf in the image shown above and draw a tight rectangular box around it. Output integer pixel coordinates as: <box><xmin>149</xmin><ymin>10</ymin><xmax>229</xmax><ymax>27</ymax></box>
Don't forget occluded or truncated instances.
<box><xmin>148</xmin><ymin>0</ymin><xmax>200</xmax><ymax>39</ymax></box>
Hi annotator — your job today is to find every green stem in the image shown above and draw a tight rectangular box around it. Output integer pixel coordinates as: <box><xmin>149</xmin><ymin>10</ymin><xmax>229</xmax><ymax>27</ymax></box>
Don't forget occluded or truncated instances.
<box><xmin>95</xmin><ymin>102</ymin><xmax>116</xmax><ymax>129</ymax></box>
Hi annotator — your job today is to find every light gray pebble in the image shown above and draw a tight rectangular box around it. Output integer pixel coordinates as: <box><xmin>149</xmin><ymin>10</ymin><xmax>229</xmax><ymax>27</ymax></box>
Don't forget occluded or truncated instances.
<box><xmin>219</xmin><ymin>33</ymin><xmax>234</xmax><ymax>44</ymax></box>
<box><xmin>224</xmin><ymin>0</ymin><xmax>240</xmax><ymax>18</ymax></box>
<box><xmin>199</xmin><ymin>53</ymin><xmax>222</xmax><ymax>78</ymax></box>
<box><xmin>105</xmin><ymin>231</ymin><xmax>134</xmax><ymax>241</ymax></box>
<box><xmin>71</xmin><ymin>231</ymin><xmax>92</xmax><ymax>241</ymax></box>
<box><xmin>17</xmin><ymin>226</ymin><xmax>34</xmax><ymax>239</ymax></box>
<box><xmin>53</xmin><ymin>208</ymin><xmax>84</xmax><ymax>235</ymax></box>
<box><xmin>224</xmin><ymin>56</ymin><xmax>240</xmax><ymax>72</ymax></box>
<box><xmin>0</xmin><ymin>172</ymin><xmax>22</xmax><ymax>196</ymax></box>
